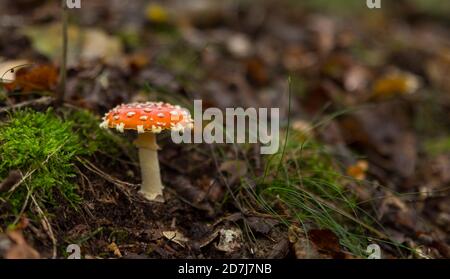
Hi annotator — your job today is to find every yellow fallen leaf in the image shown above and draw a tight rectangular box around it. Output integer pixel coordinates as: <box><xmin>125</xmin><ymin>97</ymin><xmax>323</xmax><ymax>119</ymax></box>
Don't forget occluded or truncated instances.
<box><xmin>146</xmin><ymin>4</ymin><xmax>169</xmax><ymax>24</ymax></box>
<box><xmin>372</xmin><ymin>71</ymin><xmax>420</xmax><ymax>99</ymax></box>
<box><xmin>107</xmin><ymin>242</ymin><xmax>122</xmax><ymax>257</ymax></box>
<box><xmin>346</xmin><ymin>160</ymin><xmax>369</xmax><ymax>181</ymax></box>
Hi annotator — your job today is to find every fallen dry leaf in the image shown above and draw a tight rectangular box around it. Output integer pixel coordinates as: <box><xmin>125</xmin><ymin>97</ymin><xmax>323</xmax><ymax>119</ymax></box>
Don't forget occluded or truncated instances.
<box><xmin>0</xmin><ymin>59</ymin><xmax>29</xmax><ymax>83</ymax></box>
<box><xmin>107</xmin><ymin>242</ymin><xmax>122</xmax><ymax>257</ymax></box>
<box><xmin>288</xmin><ymin>225</ymin><xmax>321</xmax><ymax>259</ymax></box>
<box><xmin>346</xmin><ymin>160</ymin><xmax>369</xmax><ymax>181</ymax></box>
<box><xmin>245</xmin><ymin>57</ymin><xmax>269</xmax><ymax>87</ymax></box>
<box><xmin>372</xmin><ymin>71</ymin><xmax>420</xmax><ymax>99</ymax></box>
<box><xmin>146</xmin><ymin>3</ymin><xmax>170</xmax><ymax>24</ymax></box>
<box><xmin>308</xmin><ymin>229</ymin><xmax>342</xmax><ymax>257</ymax></box>
<box><xmin>3</xmin><ymin>64</ymin><xmax>58</xmax><ymax>93</ymax></box>
<box><xmin>3</xmin><ymin>230</ymin><xmax>40</xmax><ymax>259</ymax></box>
<box><xmin>163</xmin><ymin>231</ymin><xmax>189</xmax><ymax>248</ymax></box>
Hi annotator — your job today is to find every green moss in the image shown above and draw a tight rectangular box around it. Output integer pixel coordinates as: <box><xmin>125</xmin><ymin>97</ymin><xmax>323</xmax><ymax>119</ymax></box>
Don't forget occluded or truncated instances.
<box><xmin>64</xmin><ymin>109</ymin><xmax>128</xmax><ymax>156</ymax></box>
<box><xmin>0</xmin><ymin>109</ymin><xmax>85</xmax><ymax>212</ymax></box>
<box><xmin>0</xmin><ymin>108</ymin><xmax>129</xmax><ymax>219</ymax></box>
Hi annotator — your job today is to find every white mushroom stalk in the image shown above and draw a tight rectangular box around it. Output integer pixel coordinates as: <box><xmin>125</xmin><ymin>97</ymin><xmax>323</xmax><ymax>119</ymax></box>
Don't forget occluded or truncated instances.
<box><xmin>133</xmin><ymin>132</ymin><xmax>164</xmax><ymax>202</ymax></box>
<box><xmin>99</xmin><ymin>102</ymin><xmax>193</xmax><ymax>202</ymax></box>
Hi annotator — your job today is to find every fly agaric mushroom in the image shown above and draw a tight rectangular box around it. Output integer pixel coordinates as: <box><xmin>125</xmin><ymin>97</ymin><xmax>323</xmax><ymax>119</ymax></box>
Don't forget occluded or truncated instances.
<box><xmin>100</xmin><ymin>102</ymin><xmax>193</xmax><ymax>202</ymax></box>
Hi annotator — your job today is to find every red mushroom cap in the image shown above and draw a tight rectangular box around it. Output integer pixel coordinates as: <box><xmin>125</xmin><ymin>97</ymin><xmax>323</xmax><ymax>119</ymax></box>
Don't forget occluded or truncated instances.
<box><xmin>100</xmin><ymin>102</ymin><xmax>193</xmax><ymax>134</ymax></box>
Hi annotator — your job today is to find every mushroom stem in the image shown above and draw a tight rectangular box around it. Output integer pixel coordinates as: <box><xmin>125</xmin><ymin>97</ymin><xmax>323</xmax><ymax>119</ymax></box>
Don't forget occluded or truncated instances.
<box><xmin>133</xmin><ymin>133</ymin><xmax>165</xmax><ymax>202</ymax></box>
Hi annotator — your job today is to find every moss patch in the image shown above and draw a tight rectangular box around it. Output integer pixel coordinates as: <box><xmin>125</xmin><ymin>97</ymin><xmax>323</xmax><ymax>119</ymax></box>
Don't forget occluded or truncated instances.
<box><xmin>0</xmin><ymin>108</ymin><xmax>128</xmax><ymax>222</ymax></box>
<box><xmin>0</xmin><ymin>109</ymin><xmax>84</xmax><ymax>213</ymax></box>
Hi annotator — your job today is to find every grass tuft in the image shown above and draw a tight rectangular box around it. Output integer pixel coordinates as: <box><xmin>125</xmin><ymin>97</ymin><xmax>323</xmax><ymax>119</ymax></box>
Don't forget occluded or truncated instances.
<box><xmin>242</xmin><ymin>129</ymin><xmax>382</xmax><ymax>257</ymax></box>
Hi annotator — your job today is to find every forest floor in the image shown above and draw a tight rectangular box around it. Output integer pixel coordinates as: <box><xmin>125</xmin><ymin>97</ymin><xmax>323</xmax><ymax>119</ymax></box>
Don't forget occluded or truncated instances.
<box><xmin>0</xmin><ymin>0</ymin><xmax>449</xmax><ymax>259</ymax></box>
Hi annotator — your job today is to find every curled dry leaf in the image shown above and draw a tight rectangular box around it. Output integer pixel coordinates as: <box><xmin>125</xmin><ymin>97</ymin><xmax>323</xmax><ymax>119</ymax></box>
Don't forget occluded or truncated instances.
<box><xmin>163</xmin><ymin>231</ymin><xmax>189</xmax><ymax>248</ymax></box>
<box><xmin>2</xmin><ymin>64</ymin><xmax>58</xmax><ymax>93</ymax></box>
<box><xmin>0</xmin><ymin>59</ymin><xmax>29</xmax><ymax>83</ymax></box>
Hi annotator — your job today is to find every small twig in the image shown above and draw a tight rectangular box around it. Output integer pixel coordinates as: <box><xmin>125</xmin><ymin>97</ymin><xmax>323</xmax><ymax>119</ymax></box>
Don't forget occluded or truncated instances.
<box><xmin>0</xmin><ymin>96</ymin><xmax>54</xmax><ymax>115</ymax></box>
<box><xmin>77</xmin><ymin>157</ymin><xmax>138</xmax><ymax>188</ymax></box>
<box><xmin>30</xmin><ymin>191</ymin><xmax>57</xmax><ymax>259</ymax></box>
<box><xmin>77</xmin><ymin>157</ymin><xmax>140</xmax><ymax>203</ymax></box>
<box><xmin>58</xmin><ymin>0</ymin><xmax>68</xmax><ymax>105</ymax></box>
<box><xmin>12</xmin><ymin>179</ymin><xmax>32</xmax><ymax>226</ymax></box>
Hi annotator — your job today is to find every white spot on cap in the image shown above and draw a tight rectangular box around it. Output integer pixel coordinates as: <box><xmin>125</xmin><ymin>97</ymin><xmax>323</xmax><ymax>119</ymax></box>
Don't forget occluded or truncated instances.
<box><xmin>99</xmin><ymin>119</ymin><xmax>109</xmax><ymax>129</ymax></box>
<box><xmin>114</xmin><ymin>115</ymin><xmax>120</xmax><ymax>120</ymax></box>
<box><xmin>116</xmin><ymin>122</ymin><xmax>125</xmax><ymax>133</ymax></box>
<box><xmin>152</xmin><ymin>125</ymin><xmax>162</xmax><ymax>133</ymax></box>
<box><xmin>137</xmin><ymin>125</ymin><xmax>145</xmax><ymax>134</ymax></box>
<box><xmin>140</xmin><ymin>115</ymin><xmax>148</xmax><ymax>121</ymax></box>
<box><xmin>127</xmin><ymin>111</ymin><xmax>136</xmax><ymax>117</ymax></box>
